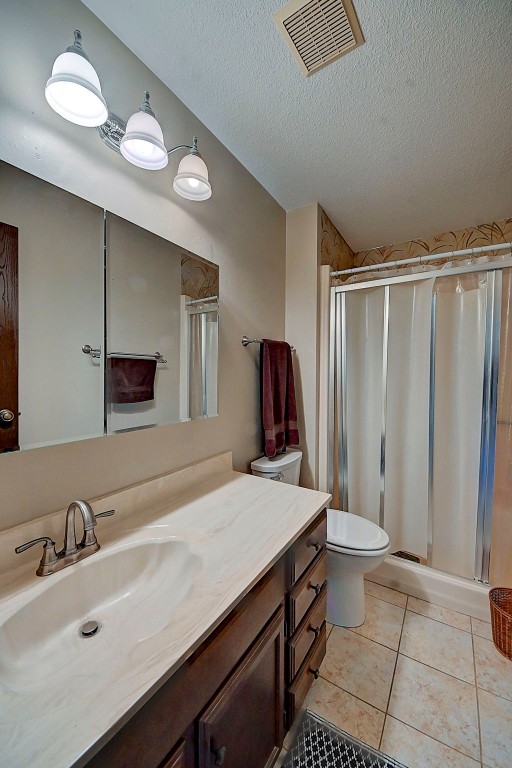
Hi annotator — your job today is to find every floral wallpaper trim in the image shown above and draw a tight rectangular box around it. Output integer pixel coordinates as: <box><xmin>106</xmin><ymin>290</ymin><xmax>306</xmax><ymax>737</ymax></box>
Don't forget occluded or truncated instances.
<box><xmin>354</xmin><ymin>218</ymin><xmax>512</xmax><ymax>270</ymax></box>
<box><xmin>181</xmin><ymin>250</ymin><xmax>219</xmax><ymax>301</ymax></box>
<box><xmin>320</xmin><ymin>207</ymin><xmax>355</xmax><ymax>273</ymax></box>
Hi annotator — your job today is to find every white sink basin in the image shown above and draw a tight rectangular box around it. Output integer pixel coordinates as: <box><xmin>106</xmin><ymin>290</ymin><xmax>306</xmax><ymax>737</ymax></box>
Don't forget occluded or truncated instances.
<box><xmin>0</xmin><ymin>536</ymin><xmax>200</xmax><ymax>692</ymax></box>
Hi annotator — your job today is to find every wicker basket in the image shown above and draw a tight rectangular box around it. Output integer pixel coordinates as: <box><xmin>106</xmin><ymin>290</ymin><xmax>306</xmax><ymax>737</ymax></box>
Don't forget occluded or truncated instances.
<box><xmin>489</xmin><ymin>587</ymin><xmax>512</xmax><ymax>661</ymax></box>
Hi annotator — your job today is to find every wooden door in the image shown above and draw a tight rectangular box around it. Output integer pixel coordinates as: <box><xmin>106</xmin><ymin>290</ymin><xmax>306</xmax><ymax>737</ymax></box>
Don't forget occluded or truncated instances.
<box><xmin>198</xmin><ymin>608</ymin><xmax>284</xmax><ymax>768</ymax></box>
<box><xmin>0</xmin><ymin>222</ymin><xmax>18</xmax><ymax>452</ymax></box>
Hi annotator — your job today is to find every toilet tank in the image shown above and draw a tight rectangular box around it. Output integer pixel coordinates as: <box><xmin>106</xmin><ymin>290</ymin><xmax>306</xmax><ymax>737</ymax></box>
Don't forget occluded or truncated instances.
<box><xmin>250</xmin><ymin>448</ymin><xmax>302</xmax><ymax>485</ymax></box>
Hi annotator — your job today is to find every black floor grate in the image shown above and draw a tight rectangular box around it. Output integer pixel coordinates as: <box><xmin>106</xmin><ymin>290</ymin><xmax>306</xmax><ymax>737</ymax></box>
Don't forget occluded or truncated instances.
<box><xmin>283</xmin><ymin>711</ymin><xmax>407</xmax><ymax>768</ymax></box>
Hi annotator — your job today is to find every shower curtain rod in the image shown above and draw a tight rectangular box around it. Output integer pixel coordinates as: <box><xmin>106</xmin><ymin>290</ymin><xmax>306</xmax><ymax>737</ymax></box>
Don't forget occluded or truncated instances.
<box><xmin>186</xmin><ymin>295</ymin><xmax>218</xmax><ymax>305</ymax></box>
<box><xmin>330</xmin><ymin>242</ymin><xmax>512</xmax><ymax>277</ymax></box>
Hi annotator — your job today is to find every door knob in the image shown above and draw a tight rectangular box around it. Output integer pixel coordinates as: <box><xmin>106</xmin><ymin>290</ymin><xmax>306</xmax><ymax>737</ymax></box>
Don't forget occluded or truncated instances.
<box><xmin>0</xmin><ymin>409</ymin><xmax>15</xmax><ymax>423</ymax></box>
<box><xmin>212</xmin><ymin>745</ymin><xmax>226</xmax><ymax>766</ymax></box>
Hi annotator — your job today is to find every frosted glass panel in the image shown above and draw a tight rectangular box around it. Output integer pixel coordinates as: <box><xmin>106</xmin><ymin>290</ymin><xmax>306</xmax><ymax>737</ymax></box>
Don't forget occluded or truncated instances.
<box><xmin>431</xmin><ymin>273</ymin><xmax>486</xmax><ymax>578</ymax></box>
<box><xmin>345</xmin><ymin>288</ymin><xmax>384</xmax><ymax>524</ymax></box>
<box><xmin>384</xmin><ymin>280</ymin><xmax>433</xmax><ymax>558</ymax></box>
<box><xmin>490</xmin><ymin>267</ymin><xmax>512</xmax><ymax>587</ymax></box>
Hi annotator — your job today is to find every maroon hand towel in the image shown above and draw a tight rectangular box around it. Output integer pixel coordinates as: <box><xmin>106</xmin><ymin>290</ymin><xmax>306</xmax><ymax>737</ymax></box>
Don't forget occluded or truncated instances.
<box><xmin>108</xmin><ymin>357</ymin><xmax>157</xmax><ymax>404</ymax></box>
<box><xmin>261</xmin><ymin>339</ymin><xmax>299</xmax><ymax>458</ymax></box>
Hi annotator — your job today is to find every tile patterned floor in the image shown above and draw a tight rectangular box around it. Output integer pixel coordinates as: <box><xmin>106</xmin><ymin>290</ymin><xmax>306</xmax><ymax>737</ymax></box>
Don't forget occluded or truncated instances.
<box><xmin>299</xmin><ymin>579</ymin><xmax>512</xmax><ymax>768</ymax></box>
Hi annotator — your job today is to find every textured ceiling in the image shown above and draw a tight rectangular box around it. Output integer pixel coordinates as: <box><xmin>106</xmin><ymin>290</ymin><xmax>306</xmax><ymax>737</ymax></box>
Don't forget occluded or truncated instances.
<box><xmin>81</xmin><ymin>0</ymin><xmax>512</xmax><ymax>251</ymax></box>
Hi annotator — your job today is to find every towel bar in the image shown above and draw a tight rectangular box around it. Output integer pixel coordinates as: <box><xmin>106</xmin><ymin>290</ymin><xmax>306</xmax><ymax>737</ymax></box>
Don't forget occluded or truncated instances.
<box><xmin>82</xmin><ymin>345</ymin><xmax>167</xmax><ymax>364</ymax></box>
<box><xmin>241</xmin><ymin>336</ymin><xmax>295</xmax><ymax>351</ymax></box>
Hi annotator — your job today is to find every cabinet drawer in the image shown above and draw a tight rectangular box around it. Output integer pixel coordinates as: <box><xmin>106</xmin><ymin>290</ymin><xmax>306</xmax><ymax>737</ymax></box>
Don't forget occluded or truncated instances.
<box><xmin>291</xmin><ymin>511</ymin><xmax>327</xmax><ymax>585</ymax></box>
<box><xmin>286</xmin><ymin>623</ymin><xmax>327</xmax><ymax>728</ymax></box>
<box><xmin>288</xmin><ymin>550</ymin><xmax>327</xmax><ymax>634</ymax></box>
<box><xmin>287</xmin><ymin>586</ymin><xmax>327</xmax><ymax>682</ymax></box>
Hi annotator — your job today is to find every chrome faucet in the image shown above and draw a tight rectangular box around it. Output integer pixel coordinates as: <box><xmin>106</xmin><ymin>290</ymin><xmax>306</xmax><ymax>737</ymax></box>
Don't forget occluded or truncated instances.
<box><xmin>15</xmin><ymin>500</ymin><xmax>115</xmax><ymax>576</ymax></box>
<box><xmin>64</xmin><ymin>500</ymin><xmax>99</xmax><ymax>556</ymax></box>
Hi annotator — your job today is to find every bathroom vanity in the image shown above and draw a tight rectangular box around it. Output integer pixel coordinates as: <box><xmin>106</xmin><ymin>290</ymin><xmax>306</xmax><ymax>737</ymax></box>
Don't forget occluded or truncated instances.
<box><xmin>0</xmin><ymin>453</ymin><xmax>330</xmax><ymax>768</ymax></box>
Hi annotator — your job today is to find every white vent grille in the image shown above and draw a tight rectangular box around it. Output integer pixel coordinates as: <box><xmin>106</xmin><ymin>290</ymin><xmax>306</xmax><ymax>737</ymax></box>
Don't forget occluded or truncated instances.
<box><xmin>274</xmin><ymin>0</ymin><xmax>364</xmax><ymax>76</ymax></box>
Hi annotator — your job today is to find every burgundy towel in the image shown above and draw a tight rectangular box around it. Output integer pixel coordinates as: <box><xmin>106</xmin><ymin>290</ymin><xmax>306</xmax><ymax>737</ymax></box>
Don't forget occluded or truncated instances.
<box><xmin>261</xmin><ymin>339</ymin><xmax>299</xmax><ymax>458</ymax></box>
<box><xmin>108</xmin><ymin>357</ymin><xmax>157</xmax><ymax>404</ymax></box>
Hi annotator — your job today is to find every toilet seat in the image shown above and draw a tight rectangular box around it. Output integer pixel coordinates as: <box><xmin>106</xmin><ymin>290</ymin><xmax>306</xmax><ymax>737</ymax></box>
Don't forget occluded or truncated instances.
<box><xmin>326</xmin><ymin>509</ymin><xmax>389</xmax><ymax>556</ymax></box>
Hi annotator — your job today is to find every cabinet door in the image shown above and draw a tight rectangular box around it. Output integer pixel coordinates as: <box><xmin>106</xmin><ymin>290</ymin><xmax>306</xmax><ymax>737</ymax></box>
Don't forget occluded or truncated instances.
<box><xmin>198</xmin><ymin>608</ymin><xmax>284</xmax><ymax>768</ymax></box>
<box><xmin>159</xmin><ymin>739</ymin><xmax>186</xmax><ymax>768</ymax></box>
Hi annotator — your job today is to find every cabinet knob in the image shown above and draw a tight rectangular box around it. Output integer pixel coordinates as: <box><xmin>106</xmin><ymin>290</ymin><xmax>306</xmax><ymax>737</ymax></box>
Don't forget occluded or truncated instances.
<box><xmin>307</xmin><ymin>540</ymin><xmax>321</xmax><ymax>552</ymax></box>
<box><xmin>0</xmin><ymin>409</ymin><xmax>15</xmax><ymax>423</ymax></box>
<box><xmin>309</xmin><ymin>667</ymin><xmax>320</xmax><ymax>679</ymax></box>
<box><xmin>308</xmin><ymin>624</ymin><xmax>320</xmax><ymax>638</ymax></box>
<box><xmin>309</xmin><ymin>583</ymin><xmax>322</xmax><ymax>596</ymax></box>
<box><xmin>213</xmin><ymin>745</ymin><xmax>227</xmax><ymax>766</ymax></box>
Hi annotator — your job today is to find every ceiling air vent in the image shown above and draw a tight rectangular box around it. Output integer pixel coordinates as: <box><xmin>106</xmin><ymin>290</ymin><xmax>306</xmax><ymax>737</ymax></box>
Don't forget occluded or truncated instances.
<box><xmin>273</xmin><ymin>0</ymin><xmax>364</xmax><ymax>76</ymax></box>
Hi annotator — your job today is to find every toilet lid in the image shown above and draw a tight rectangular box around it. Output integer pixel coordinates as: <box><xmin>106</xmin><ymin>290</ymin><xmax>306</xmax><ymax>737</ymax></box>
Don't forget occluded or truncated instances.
<box><xmin>327</xmin><ymin>509</ymin><xmax>389</xmax><ymax>551</ymax></box>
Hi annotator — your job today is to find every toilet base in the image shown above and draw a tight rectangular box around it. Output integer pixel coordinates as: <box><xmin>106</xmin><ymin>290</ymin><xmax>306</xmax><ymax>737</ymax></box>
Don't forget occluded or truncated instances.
<box><xmin>327</xmin><ymin>570</ymin><xmax>366</xmax><ymax>627</ymax></box>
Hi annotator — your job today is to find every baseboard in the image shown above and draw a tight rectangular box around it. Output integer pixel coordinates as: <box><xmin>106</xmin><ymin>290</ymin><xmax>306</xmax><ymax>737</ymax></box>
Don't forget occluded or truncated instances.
<box><xmin>369</xmin><ymin>556</ymin><xmax>492</xmax><ymax>622</ymax></box>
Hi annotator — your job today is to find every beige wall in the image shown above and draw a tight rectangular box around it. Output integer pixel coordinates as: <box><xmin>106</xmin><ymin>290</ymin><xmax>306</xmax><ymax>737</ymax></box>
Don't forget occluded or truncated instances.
<box><xmin>0</xmin><ymin>0</ymin><xmax>285</xmax><ymax>530</ymax></box>
<box><xmin>285</xmin><ymin>203</ymin><xmax>321</xmax><ymax>489</ymax></box>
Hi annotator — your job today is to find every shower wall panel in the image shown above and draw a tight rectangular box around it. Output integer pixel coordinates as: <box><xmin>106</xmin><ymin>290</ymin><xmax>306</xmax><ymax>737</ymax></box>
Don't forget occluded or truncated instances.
<box><xmin>431</xmin><ymin>275</ymin><xmax>486</xmax><ymax>579</ymax></box>
<box><xmin>345</xmin><ymin>288</ymin><xmax>384</xmax><ymax>526</ymax></box>
<box><xmin>384</xmin><ymin>280</ymin><xmax>432</xmax><ymax>559</ymax></box>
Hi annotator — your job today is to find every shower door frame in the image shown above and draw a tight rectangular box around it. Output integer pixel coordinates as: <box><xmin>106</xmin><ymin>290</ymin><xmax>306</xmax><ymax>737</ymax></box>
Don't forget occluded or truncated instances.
<box><xmin>329</xmin><ymin>257</ymin><xmax>512</xmax><ymax>584</ymax></box>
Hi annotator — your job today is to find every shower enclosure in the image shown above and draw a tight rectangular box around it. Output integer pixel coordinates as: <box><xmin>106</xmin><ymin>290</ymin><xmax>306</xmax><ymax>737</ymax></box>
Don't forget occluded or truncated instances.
<box><xmin>329</xmin><ymin>257</ymin><xmax>512</xmax><ymax>587</ymax></box>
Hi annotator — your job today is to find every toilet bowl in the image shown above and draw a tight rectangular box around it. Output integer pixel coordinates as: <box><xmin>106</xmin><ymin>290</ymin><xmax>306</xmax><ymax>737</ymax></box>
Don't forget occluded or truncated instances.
<box><xmin>250</xmin><ymin>449</ymin><xmax>390</xmax><ymax>628</ymax></box>
<box><xmin>326</xmin><ymin>509</ymin><xmax>390</xmax><ymax>627</ymax></box>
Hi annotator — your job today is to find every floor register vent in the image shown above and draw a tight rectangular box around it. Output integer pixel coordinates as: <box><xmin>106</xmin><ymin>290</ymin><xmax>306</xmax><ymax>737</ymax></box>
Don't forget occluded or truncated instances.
<box><xmin>274</xmin><ymin>0</ymin><xmax>364</xmax><ymax>76</ymax></box>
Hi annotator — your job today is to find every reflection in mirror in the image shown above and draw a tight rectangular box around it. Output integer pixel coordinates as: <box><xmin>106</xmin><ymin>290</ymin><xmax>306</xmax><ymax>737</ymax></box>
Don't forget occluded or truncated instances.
<box><xmin>0</xmin><ymin>161</ymin><xmax>219</xmax><ymax>454</ymax></box>
<box><xmin>0</xmin><ymin>162</ymin><xmax>104</xmax><ymax>452</ymax></box>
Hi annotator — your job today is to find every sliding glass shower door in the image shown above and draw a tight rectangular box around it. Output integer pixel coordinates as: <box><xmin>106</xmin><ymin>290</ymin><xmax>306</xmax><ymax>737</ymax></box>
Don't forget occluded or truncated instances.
<box><xmin>331</xmin><ymin>261</ymin><xmax>512</xmax><ymax>585</ymax></box>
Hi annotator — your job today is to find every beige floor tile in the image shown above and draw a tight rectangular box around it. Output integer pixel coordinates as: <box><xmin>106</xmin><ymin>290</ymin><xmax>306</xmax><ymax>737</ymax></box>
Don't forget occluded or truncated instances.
<box><xmin>479</xmin><ymin>687</ymin><xmax>512</xmax><ymax>768</ymax></box>
<box><xmin>471</xmin><ymin>617</ymin><xmax>493</xmax><ymax>641</ymax></box>
<box><xmin>407</xmin><ymin>595</ymin><xmax>472</xmax><ymax>632</ymax></box>
<box><xmin>349</xmin><ymin>594</ymin><xmax>405</xmax><ymax>650</ymax></box>
<box><xmin>320</xmin><ymin>626</ymin><xmax>396</xmax><ymax>711</ymax></box>
<box><xmin>474</xmin><ymin>635</ymin><xmax>512</xmax><ymax>703</ymax></box>
<box><xmin>381</xmin><ymin>716</ymin><xmax>481</xmax><ymax>767</ymax></box>
<box><xmin>399</xmin><ymin>611</ymin><xmax>475</xmax><ymax>683</ymax></box>
<box><xmin>305</xmin><ymin>676</ymin><xmax>385</xmax><ymax>750</ymax></box>
<box><xmin>388</xmin><ymin>655</ymin><xmax>480</xmax><ymax>760</ymax></box>
<box><xmin>364</xmin><ymin>580</ymin><xmax>408</xmax><ymax>608</ymax></box>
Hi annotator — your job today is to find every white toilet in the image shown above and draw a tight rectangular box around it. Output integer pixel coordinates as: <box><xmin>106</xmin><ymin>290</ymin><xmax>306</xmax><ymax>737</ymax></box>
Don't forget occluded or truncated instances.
<box><xmin>250</xmin><ymin>449</ymin><xmax>390</xmax><ymax>628</ymax></box>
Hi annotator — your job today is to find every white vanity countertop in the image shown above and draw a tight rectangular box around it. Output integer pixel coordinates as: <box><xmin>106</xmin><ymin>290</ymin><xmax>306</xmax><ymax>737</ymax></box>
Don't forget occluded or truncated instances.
<box><xmin>0</xmin><ymin>452</ymin><xmax>331</xmax><ymax>768</ymax></box>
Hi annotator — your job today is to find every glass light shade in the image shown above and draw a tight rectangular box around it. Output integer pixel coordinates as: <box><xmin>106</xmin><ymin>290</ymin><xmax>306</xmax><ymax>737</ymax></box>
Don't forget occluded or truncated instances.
<box><xmin>120</xmin><ymin>110</ymin><xmax>168</xmax><ymax>170</ymax></box>
<box><xmin>173</xmin><ymin>153</ymin><xmax>212</xmax><ymax>201</ymax></box>
<box><xmin>45</xmin><ymin>51</ymin><xmax>108</xmax><ymax>127</ymax></box>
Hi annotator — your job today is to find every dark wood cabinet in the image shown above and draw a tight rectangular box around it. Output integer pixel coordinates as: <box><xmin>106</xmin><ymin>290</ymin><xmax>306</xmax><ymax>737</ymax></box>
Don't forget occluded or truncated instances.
<box><xmin>84</xmin><ymin>508</ymin><xmax>327</xmax><ymax>768</ymax></box>
<box><xmin>198</xmin><ymin>608</ymin><xmax>284</xmax><ymax>768</ymax></box>
<box><xmin>285</xmin><ymin>510</ymin><xmax>328</xmax><ymax>728</ymax></box>
<box><xmin>159</xmin><ymin>740</ymin><xmax>186</xmax><ymax>768</ymax></box>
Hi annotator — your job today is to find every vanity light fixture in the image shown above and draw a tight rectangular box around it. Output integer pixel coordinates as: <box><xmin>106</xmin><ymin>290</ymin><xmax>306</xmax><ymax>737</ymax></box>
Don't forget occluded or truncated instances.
<box><xmin>45</xmin><ymin>31</ymin><xmax>212</xmax><ymax>201</ymax></box>
<box><xmin>45</xmin><ymin>30</ymin><xmax>108</xmax><ymax>127</ymax></box>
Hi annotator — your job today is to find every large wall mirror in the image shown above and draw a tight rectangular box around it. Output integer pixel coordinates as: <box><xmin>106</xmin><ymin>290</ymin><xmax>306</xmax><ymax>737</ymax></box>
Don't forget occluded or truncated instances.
<box><xmin>0</xmin><ymin>161</ymin><xmax>219</xmax><ymax>454</ymax></box>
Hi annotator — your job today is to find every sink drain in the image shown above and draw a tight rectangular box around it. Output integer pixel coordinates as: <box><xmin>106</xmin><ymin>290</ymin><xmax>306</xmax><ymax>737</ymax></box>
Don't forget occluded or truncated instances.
<box><xmin>79</xmin><ymin>620</ymin><xmax>100</xmax><ymax>638</ymax></box>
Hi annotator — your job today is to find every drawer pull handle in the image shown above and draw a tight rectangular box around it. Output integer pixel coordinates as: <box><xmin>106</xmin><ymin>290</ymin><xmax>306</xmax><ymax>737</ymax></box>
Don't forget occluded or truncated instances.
<box><xmin>310</xmin><ymin>667</ymin><xmax>320</xmax><ymax>679</ymax></box>
<box><xmin>213</xmin><ymin>745</ymin><xmax>227</xmax><ymax>766</ymax></box>
<box><xmin>309</xmin><ymin>583</ymin><xmax>322</xmax><ymax>596</ymax></box>
<box><xmin>308</xmin><ymin>625</ymin><xmax>320</xmax><ymax>638</ymax></box>
<box><xmin>307</xmin><ymin>540</ymin><xmax>321</xmax><ymax>552</ymax></box>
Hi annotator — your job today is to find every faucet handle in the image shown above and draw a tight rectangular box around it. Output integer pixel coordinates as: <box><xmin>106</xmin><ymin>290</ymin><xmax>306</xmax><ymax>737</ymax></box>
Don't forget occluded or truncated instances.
<box><xmin>94</xmin><ymin>509</ymin><xmax>115</xmax><ymax>520</ymax></box>
<box><xmin>15</xmin><ymin>537</ymin><xmax>58</xmax><ymax>573</ymax></box>
<box><xmin>15</xmin><ymin>536</ymin><xmax>56</xmax><ymax>554</ymax></box>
